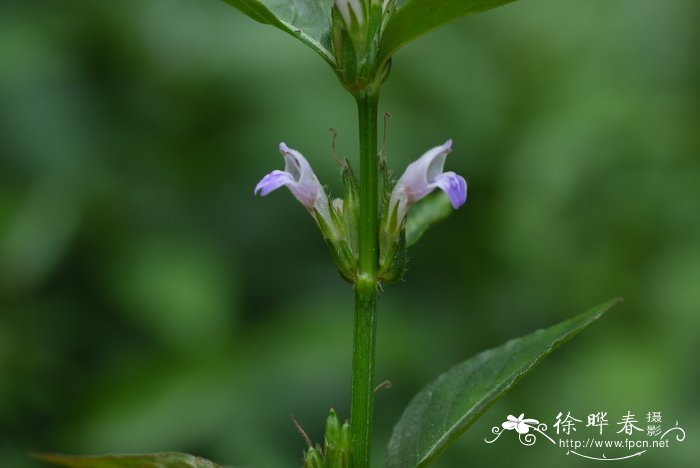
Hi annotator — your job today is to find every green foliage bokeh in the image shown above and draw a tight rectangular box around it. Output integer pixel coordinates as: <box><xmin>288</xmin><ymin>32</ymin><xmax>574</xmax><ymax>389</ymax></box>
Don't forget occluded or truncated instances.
<box><xmin>0</xmin><ymin>0</ymin><xmax>698</xmax><ymax>467</ymax></box>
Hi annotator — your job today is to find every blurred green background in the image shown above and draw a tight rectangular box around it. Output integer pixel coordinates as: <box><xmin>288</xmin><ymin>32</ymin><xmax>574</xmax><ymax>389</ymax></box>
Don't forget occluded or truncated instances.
<box><xmin>1</xmin><ymin>0</ymin><xmax>698</xmax><ymax>466</ymax></box>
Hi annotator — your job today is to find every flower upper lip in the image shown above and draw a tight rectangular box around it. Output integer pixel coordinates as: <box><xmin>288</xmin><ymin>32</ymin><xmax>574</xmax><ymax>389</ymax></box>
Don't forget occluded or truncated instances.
<box><xmin>254</xmin><ymin>142</ymin><xmax>326</xmax><ymax>213</ymax></box>
<box><xmin>387</xmin><ymin>139</ymin><xmax>468</xmax><ymax>223</ymax></box>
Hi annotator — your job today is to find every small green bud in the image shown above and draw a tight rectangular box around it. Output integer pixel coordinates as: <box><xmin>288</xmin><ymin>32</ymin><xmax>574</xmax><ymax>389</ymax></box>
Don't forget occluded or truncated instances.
<box><xmin>316</xmin><ymin>410</ymin><xmax>351</xmax><ymax>468</ymax></box>
<box><xmin>331</xmin><ymin>3</ymin><xmax>363</xmax><ymax>92</ymax></box>
<box><xmin>331</xmin><ymin>0</ymin><xmax>388</xmax><ymax>93</ymax></box>
<box><xmin>324</xmin><ymin>409</ymin><xmax>341</xmax><ymax>448</ymax></box>
<box><xmin>340</xmin><ymin>160</ymin><xmax>360</xmax><ymax>258</ymax></box>
<box><xmin>303</xmin><ymin>446</ymin><xmax>324</xmax><ymax>468</ymax></box>
<box><xmin>323</xmin><ymin>411</ymin><xmax>339</xmax><ymax>466</ymax></box>
<box><xmin>339</xmin><ymin>420</ymin><xmax>352</xmax><ymax>466</ymax></box>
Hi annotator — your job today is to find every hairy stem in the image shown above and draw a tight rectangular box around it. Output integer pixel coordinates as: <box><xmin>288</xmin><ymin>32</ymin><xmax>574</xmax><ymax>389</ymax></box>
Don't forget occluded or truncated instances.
<box><xmin>351</xmin><ymin>91</ymin><xmax>380</xmax><ymax>468</ymax></box>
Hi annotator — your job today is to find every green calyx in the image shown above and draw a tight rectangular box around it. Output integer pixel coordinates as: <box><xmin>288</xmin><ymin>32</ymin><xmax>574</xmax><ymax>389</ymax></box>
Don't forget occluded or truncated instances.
<box><xmin>313</xmin><ymin>159</ymin><xmax>364</xmax><ymax>283</ymax></box>
<box><xmin>378</xmin><ymin>193</ymin><xmax>407</xmax><ymax>284</ymax></box>
<box><xmin>341</xmin><ymin>159</ymin><xmax>361</xmax><ymax>258</ymax></box>
<box><xmin>377</xmin><ymin>157</ymin><xmax>407</xmax><ymax>284</ymax></box>
<box><xmin>314</xmin><ymin>199</ymin><xmax>357</xmax><ymax>283</ymax></box>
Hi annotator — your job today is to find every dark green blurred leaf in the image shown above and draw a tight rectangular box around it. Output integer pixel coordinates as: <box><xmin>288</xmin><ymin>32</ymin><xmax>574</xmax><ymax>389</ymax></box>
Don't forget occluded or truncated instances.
<box><xmin>385</xmin><ymin>298</ymin><xmax>622</xmax><ymax>467</ymax></box>
<box><xmin>33</xmin><ymin>452</ymin><xmax>221</xmax><ymax>468</ymax></box>
<box><xmin>220</xmin><ymin>0</ymin><xmax>334</xmax><ymax>65</ymax></box>
<box><xmin>0</xmin><ymin>181</ymin><xmax>81</xmax><ymax>295</ymax></box>
<box><xmin>380</xmin><ymin>0</ymin><xmax>518</xmax><ymax>65</ymax></box>
<box><xmin>405</xmin><ymin>193</ymin><xmax>454</xmax><ymax>247</ymax></box>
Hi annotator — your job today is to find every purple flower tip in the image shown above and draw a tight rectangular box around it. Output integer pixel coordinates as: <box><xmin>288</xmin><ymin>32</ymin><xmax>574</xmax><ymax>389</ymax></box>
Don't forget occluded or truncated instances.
<box><xmin>436</xmin><ymin>172</ymin><xmax>467</xmax><ymax>209</ymax></box>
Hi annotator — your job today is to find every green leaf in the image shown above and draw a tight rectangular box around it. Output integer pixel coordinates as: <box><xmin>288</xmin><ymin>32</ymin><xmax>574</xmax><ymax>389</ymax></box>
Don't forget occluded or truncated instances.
<box><xmin>385</xmin><ymin>298</ymin><xmax>622</xmax><ymax>467</ymax></box>
<box><xmin>32</xmin><ymin>452</ymin><xmax>222</xmax><ymax>468</ymax></box>
<box><xmin>380</xmin><ymin>0</ymin><xmax>518</xmax><ymax>65</ymax></box>
<box><xmin>220</xmin><ymin>0</ymin><xmax>334</xmax><ymax>65</ymax></box>
<box><xmin>405</xmin><ymin>193</ymin><xmax>454</xmax><ymax>247</ymax></box>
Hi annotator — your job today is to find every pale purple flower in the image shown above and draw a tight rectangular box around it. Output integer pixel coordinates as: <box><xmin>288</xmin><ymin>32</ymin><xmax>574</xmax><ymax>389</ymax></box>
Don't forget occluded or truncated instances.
<box><xmin>255</xmin><ymin>142</ymin><xmax>355</xmax><ymax>278</ymax></box>
<box><xmin>388</xmin><ymin>139</ymin><xmax>467</xmax><ymax>223</ymax></box>
<box><xmin>502</xmin><ymin>414</ymin><xmax>540</xmax><ymax>434</ymax></box>
<box><xmin>254</xmin><ymin>142</ymin><xmax>333</xmax><ymax>225</ymax></box>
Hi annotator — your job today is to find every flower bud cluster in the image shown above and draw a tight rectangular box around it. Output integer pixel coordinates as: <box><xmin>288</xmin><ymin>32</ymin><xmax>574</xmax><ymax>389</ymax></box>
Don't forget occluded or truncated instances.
<box><xmin>302</xmin><ymin>409</ymin><xmax>351</xmax><ymax>468</ymax></box>
<box><xmin>331</xmin><ymin>0</ymin><xmax>389</xmax><ymax>93</ymax></box>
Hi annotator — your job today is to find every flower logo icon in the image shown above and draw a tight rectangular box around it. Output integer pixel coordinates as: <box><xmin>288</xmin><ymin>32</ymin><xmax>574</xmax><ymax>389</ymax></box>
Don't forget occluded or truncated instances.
<box><xmin>502</xmin><ymin>414</ymin><xmax>540</xmax><ymax>434</ymax></box>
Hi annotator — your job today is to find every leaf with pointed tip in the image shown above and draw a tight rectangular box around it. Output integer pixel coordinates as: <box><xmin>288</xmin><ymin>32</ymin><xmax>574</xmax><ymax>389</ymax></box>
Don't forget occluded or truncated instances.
<box><xmin>220</xmin><ymin>0</ymin><xmax>334</xmax><ymax>65</ymax></box>
<box><xmin>380</xmin><ymin>0</ymin><xmax>518</xmax><ymax>66</ymax></box>
<box><xmin>405</xmin><ymin>193</ymin><xmax>454</xmax><ymax>247</ymax></box>
<box><xmin>385</xmin><ymin>298</ymin><xmax>622</xmax><ymax>467</ymax></box>
<box><xmin>32</xmin><ymin>452</ymin><xmax>222</xmax><ymax>468</ymax></box>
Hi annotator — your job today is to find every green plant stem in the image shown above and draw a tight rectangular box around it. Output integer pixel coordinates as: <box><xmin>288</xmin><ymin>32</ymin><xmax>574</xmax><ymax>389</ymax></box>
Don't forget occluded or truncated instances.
<box><xmin>351</xmin><ymin>91</ymin><xmax>380</xmax><ymax>468</ymax></box>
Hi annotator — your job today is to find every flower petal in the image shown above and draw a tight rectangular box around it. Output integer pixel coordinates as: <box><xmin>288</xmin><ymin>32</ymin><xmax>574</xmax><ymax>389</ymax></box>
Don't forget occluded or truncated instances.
<box><xmin>389</xmin><ymin>139</ymin><xmax>455</xmax><ymax>217</ymax></box>
<box><xmin>425</xmin><ymin>139</ymin><xmax>452</xmax><ymax>182</ymax></box>
<box><xmin>515</xmin><ymin>422</ymin><xmax>531</xmax><ymax>434</ymax></box>
<box><xmin>277</xmin><ymin>142</ymin><xmax>324</xmax><ymax>210</ymax></box>
<box><xmin>502</xmin><ymin>421</ymin><xmax>517</xmax><ymax>430</ymax></box>
<box><xmin>432</xmin><ymin>171</ymin><xmax>467</xmax><ymax>208</ymax></box>
<box><xmin>398</xmin><ymin>140</ymin><xmax>452</xmax><ymax>200</ymax></box>
<box><xmin>254</xmin><ymin>170</ymin><xmax>294</xmax><ymax>197</ymax></box>
<box><xmin>279</xmin><ymin>142</ymin><xmax>306</xmax><ymax>181</ymax></box>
